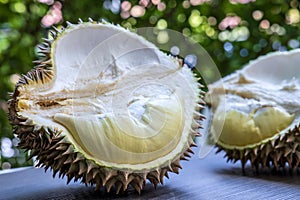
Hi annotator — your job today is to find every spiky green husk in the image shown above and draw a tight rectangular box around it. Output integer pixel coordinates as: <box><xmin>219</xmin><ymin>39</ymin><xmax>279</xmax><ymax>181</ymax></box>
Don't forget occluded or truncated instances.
<box><xmin>8</xmin><ymin>19</ymin><xmax>204</xmax><ymax>193</ymax></box>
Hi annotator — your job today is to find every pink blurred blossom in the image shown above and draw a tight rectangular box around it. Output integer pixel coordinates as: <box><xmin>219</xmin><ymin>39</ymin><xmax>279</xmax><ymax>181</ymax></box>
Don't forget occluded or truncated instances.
<box><xmin>218</xmin><ymin>16</ymin><xmax>241</xmax><ymax>30</ymax></box>
<box><xmin>157</xmin><ymin>2</ymin><xmax>166</xmax><ymax>11</ymax></box>
<box><xmin>260</xmin><ymin>19</ymin><xmax>270</xmax><ymax>29</ymax></box>
<box><xmin>151</xmin><ymin>0</ymin><xmax>160</xmax><ymax>5</ymax></box>
<box><xmin>190</xmin><ymin>0</ymin><xmax>211</xmax><ymax>6</ymax></box>
<box><xmin>139</xmin><ymin>0</ymin><xmax>150</xmax><ymax>7</ymax></box>
<box><xmin>121</xmin><ymin>11</ymin><xmax>130</xmax><ymax>19</ymax></box>
<box><xmin>41</xmin><ymin>1</ymin><xmax>63</xmax><ymax>27</ymax></box>
<box><xmin>121</xmin><ymin>1</ymin><xmax>131</xmax><ymax>11</ymax></box>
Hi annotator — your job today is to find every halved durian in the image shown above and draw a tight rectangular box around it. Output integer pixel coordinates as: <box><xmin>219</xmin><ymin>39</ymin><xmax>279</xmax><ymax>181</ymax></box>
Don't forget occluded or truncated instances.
<box><xmin>8</xmin><ymin>19</ymin><xmax>204</xmax><ymax>193</ymax></box>
<box><xmin>206</xmin><ymin>50</ymin><xmax>300</xmax><ymax>171</ymax></box>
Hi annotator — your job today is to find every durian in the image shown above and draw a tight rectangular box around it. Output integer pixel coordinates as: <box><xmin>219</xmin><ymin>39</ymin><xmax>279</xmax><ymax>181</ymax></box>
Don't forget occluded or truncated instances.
<box><xmin>205</xmin><ymin>50</ymin><xmax>300</xmax><ymax>171</ymax></box>
<box><xmin>8</xmin><ymin>20</ymin><xmax>204</xmax><ymax>193</ymax></box>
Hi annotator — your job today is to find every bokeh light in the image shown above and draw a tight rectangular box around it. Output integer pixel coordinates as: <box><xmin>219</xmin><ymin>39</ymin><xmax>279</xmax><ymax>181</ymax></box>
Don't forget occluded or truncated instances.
<box><xmin>130</xmin><ymin>5</ymin><xmax>145</xmax><ymax>18</ymax></box>
<box><xmin>1</xmin><ymin>137</ymin><xmax>14</xmax><ymax>158</ymax></box>
<box><xmin>260</xmin><ymin>19</ymin><xmax>270</xmax><ymax>29</ymax></box>
<box><xmin>252</xmin><ymin>10</ymin><xmax>263</xmax><ymax>21</ymax></box>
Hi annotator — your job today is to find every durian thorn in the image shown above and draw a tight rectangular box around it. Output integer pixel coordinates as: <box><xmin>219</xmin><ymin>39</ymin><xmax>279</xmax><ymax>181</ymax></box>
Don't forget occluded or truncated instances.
<box><xmin>193</xmin><ymin>111</ymin><xmax>203</xmax><ymax>119</ymax></box>
<box><xmin>73</xmin><ymin>153</ymin><xmax>85</xmax><ymax>163</ymax></box>
<box><xmin>190</xmin><ymin>129</ymin><xmax>201</xmax><ymax>137</ymax></box>
<box><xmin>105</xmin><ymin>178</ymin><xmax>116</xmax><ymax>193</ymax></box>
<box><xmin>55</xmin><ymin>143</ymin><xmax>69</xmax><ymax>151</ymax></box>
<box><xmin>39</xmin><ymin>49</ymin><xmax>50</xmax><ymax>54</ymax></box>
<box><xmin>131</xmin><ymin>181</ymin><xmax>141</xmax><ymax>195</ymax></box>
<box><xmin>52</xmin><ymin>26</ymin><xmax>61</xmax><ymax>33</ymax></box>
<box><xmin>41</xmin><ymin>59</ymin><xmax>51</xmax><ymax>65</ymax></box>
<box><xmin>62</xmin><ymin>145</ymin><xmax>74</xmax><ymax>155</ymax></box>
<box><xmin>63</xmin><ymin>155</ymin><xmax>74</xmax><ymax>164</ymax></box>
<box><xmin>53</xmin><ymin>152</ymin><xmax>64</xmax><ymax>161</ymax></box>
<box><xmin>42</xmin><ymin>38</ymin><xmax>51</xmax><ymax>42</ymax></box>
<box><xmin>284</xmin><ymin>148</ymin><xmax>292</xmax><ymax>157</ymax></box>
<box><xmin>87</xmin><ymin>161</ymin><xmax>98</xmax><ymax>174</ymax></box>
<box><xmin>28</xmin><ymin>149</ymin><xmax>39</xmax><ymax>160</ymax></box>
<box><xmin>78</xmin><ymin>18</ymin><xmax>83</xmax><ymax>23</ymax></box>
<box><xmin>37</xmin><ymin>45</ymin><xmax>48</xmax><ymax>51</ymax></box>
<box><xmin>271</xmin><ymin>140</ymin><xmax>276</xmax><ymax>147</ymax></box>
<box><xmin>253</xmin><ymin>147</ymin><xmax>258</xmax><ymax>156</ymax></box>
<box><xmin>78</xmin><ymin>161</ymin><xmax>87</xmax><ymax>175</ymax></box>
<box><xmin>123</xmin><ymin>173</ymin><xmax>134</xmax><ymax>190</ymax></box>
<box><xmin>287</xmin><ymin>135</ymin><xmax>295</xmax><ymax>143</ymax></box>
<box><xmin>101</xmin><ymin>18</ymin><xmax>108</xmax><ymax>23</ymax></box>
<box><xmin>102</xmin><ymin>170</ymin><xmax>116</xmax><ymax>186</ymax></box>
<box><xmin>123</xmin><ymin>171</ymin><xmax>130</xmax><ymax>182</ymax></box>
<box><xmin>167</xmin><ymin>163</ymin><xmax>173</xmax><ymax>172</ymax></box>
<box><xmin>197</xmin><ymin>82</ymin><xmax>204</xmax><ymax>88</ymax></box>
<box><xmin>41</xmin><ymin>42</ymin><xmax>50</xmax><ymax>47</ymax></box>
<box><xmin>49</xmin><ymin>30</ymin><xmax>56</xmax><ymax>37</ymax></box>
<box><xmin>159</xmin><ymin>169</ymin><xmax>168</xmax><ymax>184</ymax></box>
<box><xmin>67</xmin><ymin>163</ymin><xmax>79</xmax><ymax>175</ymax></box>
<box><xmin>66</xmin><ymin>21</ymin><xmax>73</xmax><ymax>27</ymax></box>
<box><xmin>164</xmin><ymin>171</ymin><xmax>169</xmax><ymax>179</ymax></box>
<box><xmin>196</xmin><ymin>103</ymin><xmax>204</xmax><ymax>110</ymax></box>
<box><xmin>115</xmin><ymin>181</ymin><xmax>123</xmax><ymax>194</ymax></box>
<box><xmin>85</xmin><ymin>171</ymin><xmax>94</xmax><ymax>183</ymax></box>
<box><xmin>172</xmin><ymin>159</ymin><xmax>182</xmax><ymax>169</ymax></box>
<box><xmin>188</xmin><ymin>137</ymin><xmax>197</xmax><ymax>147</ymax></box>
<box><xmin>184</xmin><ymin>151</ymin><xmax>192</xmax><ymax>158</ymax></box>
<box><xmin>66</xmin><ymin>175</ymin><xmax>73</xmax><ymax>185</ymax></box>
<box><xmin>88</xmin><ymin>17</ymin><xmax>94</xmax><ymax>23</ymax></box>
<box><xmin>38</xmin><ymin>53</ymin><xmax>47</xmax><ymax>58</ymax></box>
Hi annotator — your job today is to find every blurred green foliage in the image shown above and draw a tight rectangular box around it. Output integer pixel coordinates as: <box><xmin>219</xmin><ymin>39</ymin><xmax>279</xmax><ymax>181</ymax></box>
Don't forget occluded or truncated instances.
<box><xmin>1</xmin><ymin>0</ymin><xmax>300</xmax><ymax>169</ymax></box>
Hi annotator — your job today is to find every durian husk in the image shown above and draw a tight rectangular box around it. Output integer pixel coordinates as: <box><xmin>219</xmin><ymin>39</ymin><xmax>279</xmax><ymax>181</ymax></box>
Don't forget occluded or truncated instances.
<box><xmin>8</xmin><ymin>19</ymin><xmax>204</xmax><ymax>194</ymax></box>
<box><xmin>216</xmin><ymin>125</ymin><xmax>300</xmax><ymax>172</ymax></box>
<box><xmin>205</xmin><ymin>50</ymin><xmax>300</xmax><ymax>172</ymax></box>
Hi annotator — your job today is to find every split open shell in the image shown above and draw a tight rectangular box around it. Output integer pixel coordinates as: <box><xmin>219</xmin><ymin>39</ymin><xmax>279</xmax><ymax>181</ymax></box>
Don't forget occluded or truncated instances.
<box><xmin>8</xmin><ymin>20</ymin><xmax>204</xmax><ymax>193</ymax></box>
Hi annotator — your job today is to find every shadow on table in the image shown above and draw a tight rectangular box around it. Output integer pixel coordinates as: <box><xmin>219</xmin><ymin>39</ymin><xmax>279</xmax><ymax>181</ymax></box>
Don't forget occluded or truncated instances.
<box><xmin>214</xmin><ymin>163</ymin><xmax>300</xmax><ymax>187</ymax></box>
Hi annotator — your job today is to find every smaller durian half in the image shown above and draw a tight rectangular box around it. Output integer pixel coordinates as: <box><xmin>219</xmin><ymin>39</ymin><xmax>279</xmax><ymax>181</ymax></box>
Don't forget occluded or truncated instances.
<box><xmin>8</xmin><ymin>19</ymin><xmax>204</xmax><ymax>193</ymax></box>
<box><xmin>205</xmin><ymin>50</ymin><xmax>300</xmax><ymax>171</ymax></box>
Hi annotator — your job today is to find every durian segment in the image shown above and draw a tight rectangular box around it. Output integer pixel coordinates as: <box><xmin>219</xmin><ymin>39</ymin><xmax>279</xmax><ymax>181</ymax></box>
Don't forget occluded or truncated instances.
<box><xmin>9</xmin><ymin>20</ymin><xmax>203</xmax><ymax>192</ymax></box>
<box><xmin>211</xmin><ymin>95</ymin><xmax>296</xmax><ymax>148</ymax></box>
<box><xmin>206</xmin><ymin>49</ymin><xmax>300</xmax><ymax>170</ymax></box>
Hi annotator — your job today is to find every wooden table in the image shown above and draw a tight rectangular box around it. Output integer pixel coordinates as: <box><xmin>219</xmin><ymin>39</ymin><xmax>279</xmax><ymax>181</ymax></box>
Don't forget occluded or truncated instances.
<box><xmin>1</xmin><ymin>148</ymin><xmax>300</xmax><ymax>200</ymax></box>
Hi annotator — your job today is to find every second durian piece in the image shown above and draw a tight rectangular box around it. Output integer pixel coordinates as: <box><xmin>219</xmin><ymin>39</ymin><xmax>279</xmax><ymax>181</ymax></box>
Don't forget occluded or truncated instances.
<box><xmin>206</xmin><ymin>50</ymin><xmax>300</xmax><ymax>171</ymax></box>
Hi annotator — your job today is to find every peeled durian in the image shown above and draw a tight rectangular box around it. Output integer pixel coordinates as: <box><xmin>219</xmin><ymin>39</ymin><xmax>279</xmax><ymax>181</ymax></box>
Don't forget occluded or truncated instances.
<box><xmin>206</xmin><ymin>50</ymin><xmax>300</xmax><ymax>171</ymax></box>
<box><xmin>8</xmin><ymin>19</ymin><xmax>204</xmax><ymax>193</ymax></box>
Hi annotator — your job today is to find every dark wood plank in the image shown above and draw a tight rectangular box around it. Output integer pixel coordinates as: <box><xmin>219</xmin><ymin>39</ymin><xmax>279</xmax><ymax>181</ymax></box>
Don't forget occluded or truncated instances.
<box><xmin>1</xmin><ymin>147</ymin><xmax>300</xmax><ymax>200</ymax></box>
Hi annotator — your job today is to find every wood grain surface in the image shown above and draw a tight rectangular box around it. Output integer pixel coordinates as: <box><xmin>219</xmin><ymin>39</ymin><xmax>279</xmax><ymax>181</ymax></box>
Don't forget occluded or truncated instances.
<box><xmin>1</xmin><ymin>147</ymin><xmax>300</xmax><ymax>200</ymax></box>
